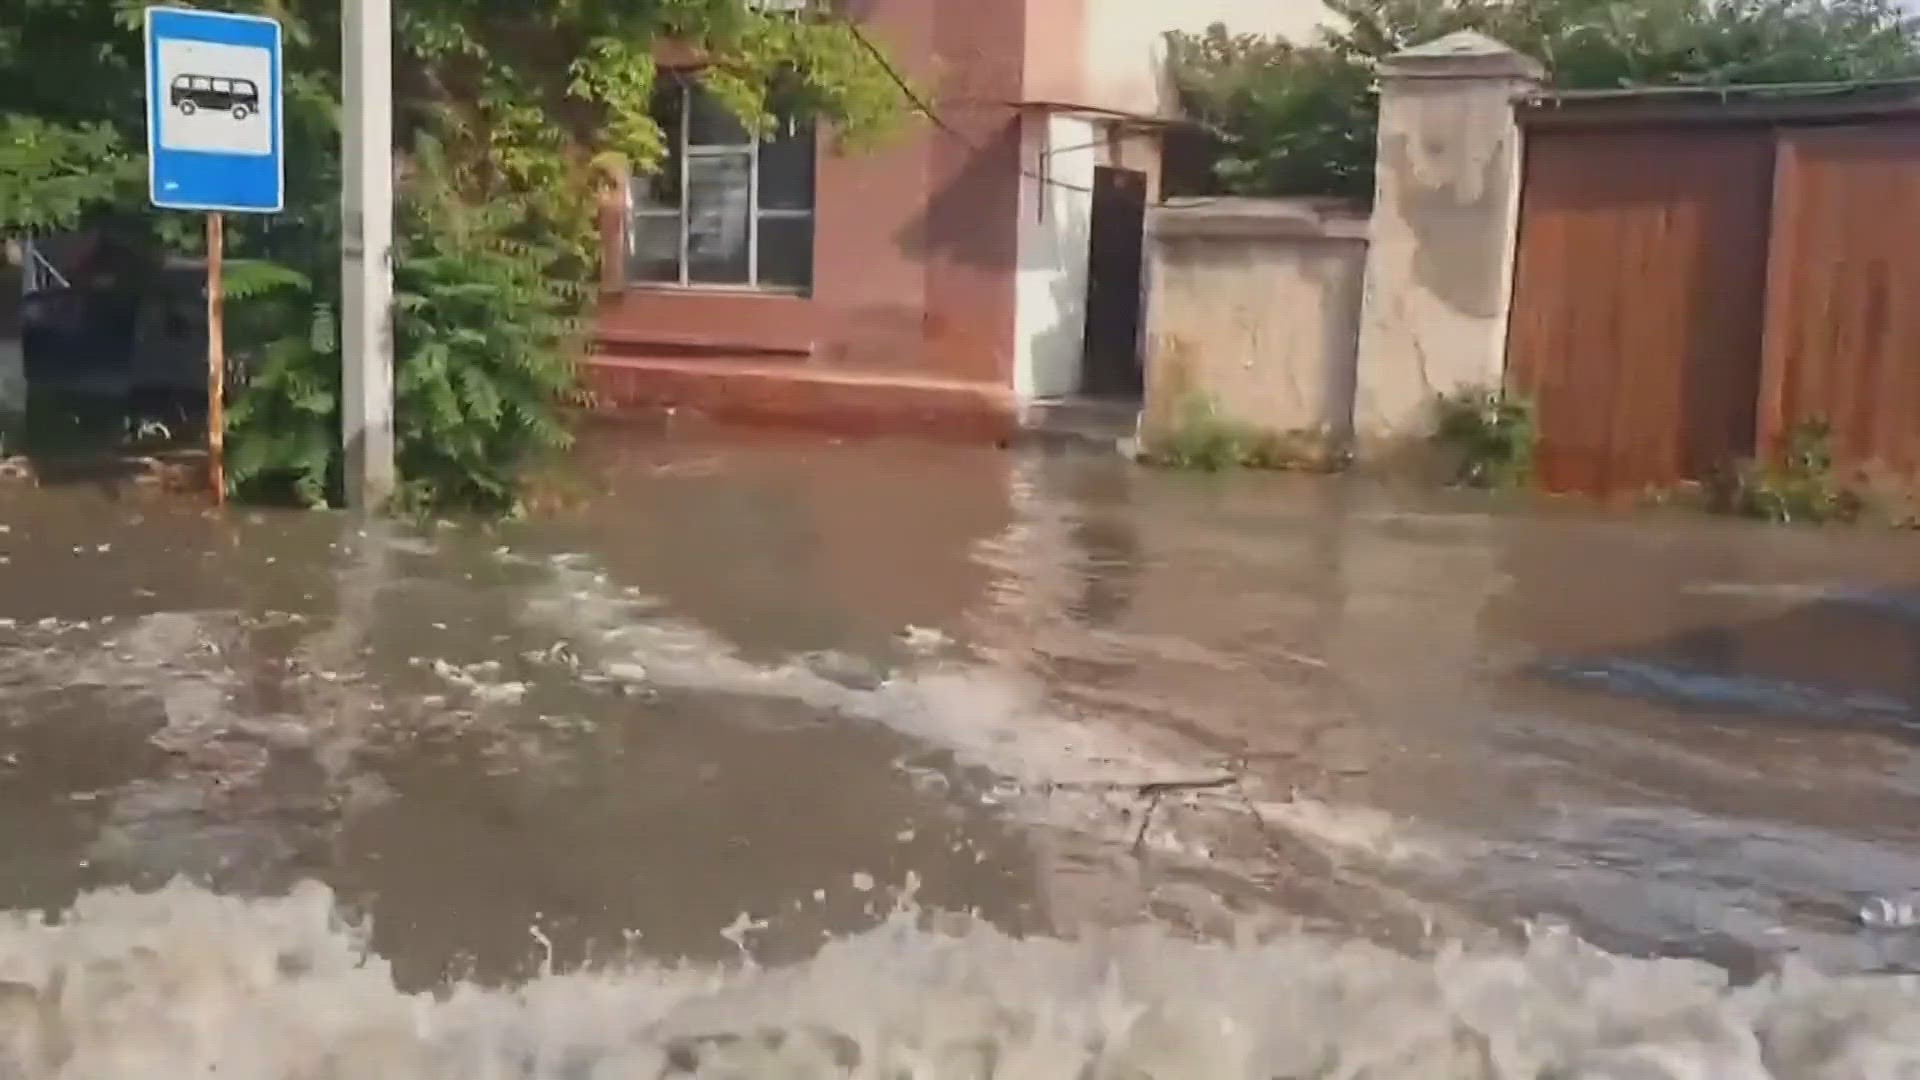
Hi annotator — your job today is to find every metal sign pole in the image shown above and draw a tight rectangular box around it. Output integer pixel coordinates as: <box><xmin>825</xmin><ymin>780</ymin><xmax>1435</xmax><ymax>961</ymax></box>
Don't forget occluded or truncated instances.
<box><xmin>205</xmin><ymin>212</ymin><xmax>226</xmax><ymax>505</ymax></box>
<box><xmin>144</xmin><ymin>6</ymin><xmax>284</xmax><ymax>507</ymax></box>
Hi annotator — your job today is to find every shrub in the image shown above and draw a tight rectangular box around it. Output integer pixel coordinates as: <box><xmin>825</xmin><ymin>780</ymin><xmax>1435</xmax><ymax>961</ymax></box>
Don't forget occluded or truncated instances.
<box><xmin>1143</xmin><ymin>395</ymin><xmax>1349</xmax><ymax>472</ymax></box>
<box><xmin>1432</xmin><ymin>386</ymin><xmax>1535</xmax><ymax>488</ymax></box>
<box><xmin>390</xmin><ymin>143</ymin><xmax>581</xmax><ymax>512</ymax></box>
<box><xmin>225</xmin><ymin>141</ymin><xmax>580</xmax><ymax>512</ymax></box>
<box><xmin>1165</xmin><ymin>28</ymin><xmax>1378</xmax><ymax>201</ymax></box>
<box><xmin>1719</xmin><ymin>417</ymin><xmax>1866</xmax><ymax>524</ymax></box>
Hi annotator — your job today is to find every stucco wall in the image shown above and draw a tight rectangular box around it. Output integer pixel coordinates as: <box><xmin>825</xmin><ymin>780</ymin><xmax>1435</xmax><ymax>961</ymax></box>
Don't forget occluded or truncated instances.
<box><xmin>1352</xmin><ymin>33</ymin><xmax>1540</xmax><ymax>442</ymax></box>
<box><xmin>1141</xmin><ymin>199</ymin><xmax>1368</xmax><ymax>439</ymax></box>
<box><xmin>1013</xmin><ymin>115</ymin><xmax>1098</xmax><ymax>400</ymax></box>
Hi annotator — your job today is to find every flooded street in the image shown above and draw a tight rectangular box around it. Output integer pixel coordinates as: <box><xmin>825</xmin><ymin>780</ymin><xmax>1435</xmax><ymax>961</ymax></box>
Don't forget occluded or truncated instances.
<box><xmin>5</xmin><ymin>424</ymin><xmax>1920</xmax><ymax>1075</ymax></box>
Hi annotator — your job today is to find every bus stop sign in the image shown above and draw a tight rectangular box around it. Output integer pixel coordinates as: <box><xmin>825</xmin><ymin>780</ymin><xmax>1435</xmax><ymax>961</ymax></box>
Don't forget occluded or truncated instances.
<box><xmin>145</xmin><ymin>7</ymin><xmax>284</xmax><ymax>213</ymax></box>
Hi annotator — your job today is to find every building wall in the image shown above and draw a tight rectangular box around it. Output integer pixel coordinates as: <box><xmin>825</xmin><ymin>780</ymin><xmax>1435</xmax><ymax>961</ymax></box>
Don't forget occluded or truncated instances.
<box><xmin>1005</xmin><ymin>0</ymin><xmax>1326</xmax><ymax>406</ymax></box>
<box><xmin>591</xmin><ymin>0</ymin><xmax>1332</xmax><ymax>426</ymax></box>
<box><xmin>1013</xmin><ymin>115</ymin><xmax>1098</xmax><ymax>400</ymax></box>
<box><xmin>1141</xmin><ymin>199</ymin><xmax>1368</xmax><ymax>440</ymax></box>
<box><xmin>593</xmin><ymin>0</ymin><xmax>1029</xmax><ymax>420</ymax></box>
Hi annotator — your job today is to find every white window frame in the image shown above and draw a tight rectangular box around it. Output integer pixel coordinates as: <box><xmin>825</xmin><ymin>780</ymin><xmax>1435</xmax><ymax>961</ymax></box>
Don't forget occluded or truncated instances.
<box><xmin>627</xmin><ymin>85</ymin><xmax>814</xmax><ymax>294</ymax></box>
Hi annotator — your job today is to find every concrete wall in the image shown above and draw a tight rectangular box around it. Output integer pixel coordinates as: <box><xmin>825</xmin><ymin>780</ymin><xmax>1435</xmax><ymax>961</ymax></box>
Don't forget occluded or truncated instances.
<box><xmin>1141</xmin><ymin>199</ymin><xmax>1368</xmax><ymax>440</ymax></box>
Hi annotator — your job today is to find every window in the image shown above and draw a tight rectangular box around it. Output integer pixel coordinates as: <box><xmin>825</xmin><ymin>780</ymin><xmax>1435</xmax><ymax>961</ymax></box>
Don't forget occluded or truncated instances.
<box><xmin>627</xmin><ymin>80</ymin><xmax>816</xmax><ymax>294</ymax></box>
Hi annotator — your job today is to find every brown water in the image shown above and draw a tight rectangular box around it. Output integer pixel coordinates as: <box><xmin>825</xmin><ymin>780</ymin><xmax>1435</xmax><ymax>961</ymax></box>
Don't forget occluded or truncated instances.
<box><xmin>4</xmin><ymin>426</ymin><xmax>1920</xmax><ymax>1076</ymax></box>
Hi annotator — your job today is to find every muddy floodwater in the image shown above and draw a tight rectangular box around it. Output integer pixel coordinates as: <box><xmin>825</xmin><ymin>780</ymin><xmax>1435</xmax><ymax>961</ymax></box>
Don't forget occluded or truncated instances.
<box><xmin>5</xmin><ymin>425</ymin><xmax>1920</xmax><ymax>1077</ymax></box>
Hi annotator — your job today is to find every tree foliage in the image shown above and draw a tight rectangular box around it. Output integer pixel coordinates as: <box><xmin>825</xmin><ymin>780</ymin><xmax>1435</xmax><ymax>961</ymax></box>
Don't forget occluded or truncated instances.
<box><xmin>4</xmin><ymin>0</ymin><xmax>908</xmax><ymax>509</ymax></box>
<box><xmin>1168</xmin><ymin>0</ymin><xmax>1920</xmax><ymax>201</ymax></box>
<box><xmin>224</xmin><ymin>140</ymin><xmax>583</xmax><ymax>511</ymax></box>
<box><xmin>0</xmin><ymin>118</ymin><xmax>133</xmax><ymax>236</ymax></box>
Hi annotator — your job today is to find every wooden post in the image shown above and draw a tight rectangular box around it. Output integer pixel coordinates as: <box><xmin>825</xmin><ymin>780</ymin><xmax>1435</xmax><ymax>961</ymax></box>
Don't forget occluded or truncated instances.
<box><xmin>206</xmin><ymin>212</ymin><xmax>226</xmax><ymax>506</ymax></box>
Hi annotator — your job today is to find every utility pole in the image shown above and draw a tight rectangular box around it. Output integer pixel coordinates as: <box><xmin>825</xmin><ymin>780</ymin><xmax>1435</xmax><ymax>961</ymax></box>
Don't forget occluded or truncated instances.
<box><xmin>341</xmin><ymin>0</ymin><xmax>395</xmax><ymax>509</ymax></box>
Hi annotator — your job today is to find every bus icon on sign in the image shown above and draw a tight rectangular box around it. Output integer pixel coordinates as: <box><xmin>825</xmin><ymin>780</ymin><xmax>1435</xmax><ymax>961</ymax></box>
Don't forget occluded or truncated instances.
<box><xmin>170</xmin><ymin>74</ymin><xmax>259</xmax><ymax>120</ymax></box>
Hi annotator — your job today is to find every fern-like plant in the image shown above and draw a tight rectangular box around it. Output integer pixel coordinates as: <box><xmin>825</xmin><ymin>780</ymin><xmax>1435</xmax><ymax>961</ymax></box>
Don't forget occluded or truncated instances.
<box><xmin>224</xmin><ymin>136</ymin><xmax>579</xmax><ymax>511</ymax></box>
<box><xmin>390</xmin><ymin>138</ymin><xmax>580</xmax><ymax>512</ymax></box>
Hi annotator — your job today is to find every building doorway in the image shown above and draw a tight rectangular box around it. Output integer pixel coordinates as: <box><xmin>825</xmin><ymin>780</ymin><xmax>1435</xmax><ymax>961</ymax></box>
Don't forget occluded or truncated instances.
<box><xmin>1080</xmin><ymin>166</ymin><xmax>1147</xmax><ymax>399</ymax></box>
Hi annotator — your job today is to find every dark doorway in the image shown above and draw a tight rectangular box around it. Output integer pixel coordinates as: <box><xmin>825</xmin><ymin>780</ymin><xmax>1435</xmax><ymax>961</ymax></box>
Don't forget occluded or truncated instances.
<box><xmin>1081</xmin><ymin>166</ymin><xmax>1147</xmax><ymax>398</ymax></box>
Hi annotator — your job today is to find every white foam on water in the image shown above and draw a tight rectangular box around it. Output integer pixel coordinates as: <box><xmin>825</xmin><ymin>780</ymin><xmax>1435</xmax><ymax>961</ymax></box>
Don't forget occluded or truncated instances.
<box><xmin>2</xmin><ymin>880</ymin><xmax>1919</xmax><ymax>1078</ymax></box>
<box><xmin>517</xmin><ymin>554</ymin><xmax>1455</xmax><ymax>883</ymax></box>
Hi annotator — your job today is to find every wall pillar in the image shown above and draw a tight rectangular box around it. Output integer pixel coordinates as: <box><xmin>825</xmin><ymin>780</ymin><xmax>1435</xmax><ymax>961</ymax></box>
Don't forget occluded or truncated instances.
<box><xmin>1352</xmin><ymin>32</ymin><xmax>1542</xmax><ymax>446</ymax></box>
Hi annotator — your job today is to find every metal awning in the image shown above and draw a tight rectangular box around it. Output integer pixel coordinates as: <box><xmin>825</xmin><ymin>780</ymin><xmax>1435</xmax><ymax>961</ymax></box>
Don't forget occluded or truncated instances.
<box><xmin>1009</xmin><ymin>100</ymin><xmax>1188</xmax><ymax>131</ymax></box>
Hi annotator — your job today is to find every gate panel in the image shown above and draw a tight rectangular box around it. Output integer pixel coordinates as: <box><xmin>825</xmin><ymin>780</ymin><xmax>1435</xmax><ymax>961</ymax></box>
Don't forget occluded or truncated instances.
<box><xmin>1507</xmin><ymin>126</ymin><xmax>1774</xmax><ymax>495</ymax></box>
<box><xmin>1762</xmin><ymin>122</ymin><xmax>1920</xmax><ymax>478</ymax></box>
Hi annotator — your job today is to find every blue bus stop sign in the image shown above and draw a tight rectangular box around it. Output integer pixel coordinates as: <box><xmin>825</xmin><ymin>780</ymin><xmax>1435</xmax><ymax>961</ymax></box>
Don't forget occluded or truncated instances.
<box><xmin>145</xmin><ymin>7</ymin><xmax>284</xmax><ymax>213</ymax></box>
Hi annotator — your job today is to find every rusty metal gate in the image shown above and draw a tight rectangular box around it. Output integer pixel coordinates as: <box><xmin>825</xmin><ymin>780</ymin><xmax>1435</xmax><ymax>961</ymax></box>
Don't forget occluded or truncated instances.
<box><xmin>1506</xmin><ymin>125</ymin><xmax>1774</xmax><ymax>495</ymax></box>
<box><xmin>1761</xmin><ymin>123</ymin><xmax>1920</xmax><ymax>480</ymax></box>
<box><xmin>1506</xmin><ymin>94</ymin><xmax>1920</xmax><ymax>496</ymax></box>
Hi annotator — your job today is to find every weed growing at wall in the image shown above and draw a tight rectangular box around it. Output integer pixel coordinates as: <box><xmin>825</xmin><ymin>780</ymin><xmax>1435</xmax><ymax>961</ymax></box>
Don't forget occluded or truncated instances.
<box><xmin>1142</xmin><ymin>395</ymin><xmax>1350</xmax><ymax>473</ymax></box>
<box><xmin>1718</xmin><ymin>418</ymin><xmax>1867</xmax><ymax>525</ymax></box>
<box><xmin>1431</xmin><ymin>386</ymin><xmax>1535</xmax><ymax>489</ymax></box>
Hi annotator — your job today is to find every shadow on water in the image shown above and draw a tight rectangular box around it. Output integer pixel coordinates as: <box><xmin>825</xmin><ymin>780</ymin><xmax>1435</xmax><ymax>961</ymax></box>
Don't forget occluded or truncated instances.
<box><xmin>1536</xmin><ymin>588</ymin><xmax>1920</xmax><ymax>732</ymax></box>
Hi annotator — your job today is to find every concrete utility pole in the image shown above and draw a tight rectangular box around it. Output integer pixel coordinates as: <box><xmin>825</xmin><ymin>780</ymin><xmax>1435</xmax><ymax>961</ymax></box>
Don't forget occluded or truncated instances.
<box><xmin>341</xmin><ymin>0</ymin><xmax>396</xmax><ymax>509</ymax></box>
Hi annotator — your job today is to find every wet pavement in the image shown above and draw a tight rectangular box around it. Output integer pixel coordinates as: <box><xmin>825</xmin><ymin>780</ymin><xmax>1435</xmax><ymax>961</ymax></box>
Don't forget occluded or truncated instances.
<box><xmin>4</xmin><ymin>424</ymin><xmax>1920</xmax><ymax>1074</ymax></box>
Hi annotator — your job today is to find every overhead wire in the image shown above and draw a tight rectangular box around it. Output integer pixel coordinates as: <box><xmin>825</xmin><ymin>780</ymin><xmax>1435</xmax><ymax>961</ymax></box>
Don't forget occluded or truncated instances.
<box><xmin>844</xmin><ymin>21</ymin><xmax>1098</xmax><ymax>194</ymax></box>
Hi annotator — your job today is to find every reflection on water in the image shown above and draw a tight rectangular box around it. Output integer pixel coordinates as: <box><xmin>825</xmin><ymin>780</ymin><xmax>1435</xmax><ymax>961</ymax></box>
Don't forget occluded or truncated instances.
<box><xmin>5</xmin><ymin>424</ymin><xmax>1920</xmax><ymax>1073</ymax></box>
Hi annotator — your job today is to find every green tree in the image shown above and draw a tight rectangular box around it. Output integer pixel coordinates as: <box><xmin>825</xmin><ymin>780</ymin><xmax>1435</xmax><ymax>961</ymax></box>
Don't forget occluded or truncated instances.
<box><xmin>0</xmin><ymin>0</ymin><xmax>145</xmax><ymax>234</ymax></box>
<box><xmin>1168</xmin><ymin>0</ymin><xmax>1920</xmax><ymax>201</ymax></box>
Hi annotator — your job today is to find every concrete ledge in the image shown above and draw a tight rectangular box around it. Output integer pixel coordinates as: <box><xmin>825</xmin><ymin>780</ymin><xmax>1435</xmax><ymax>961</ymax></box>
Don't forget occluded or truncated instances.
<box><xmin>596</xmin><ymin>327</ymin><xmax>817</xmax><ymax>358</ymax></box>
<box><xmin>584</xmin><ymin>356</ymin><xmax>1019</xmax><ymax>443</ymax></box>
<box><xmin>1150</xmin><ymin>197</ymin><xmax>1370</xmax><ymax>242</ymax></box>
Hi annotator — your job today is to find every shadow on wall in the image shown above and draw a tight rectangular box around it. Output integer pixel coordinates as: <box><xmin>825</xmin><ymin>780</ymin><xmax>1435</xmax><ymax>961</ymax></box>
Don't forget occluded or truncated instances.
<box><xmin>1317</xmin><ymin>240</ymin><xmax>1364</xmax><ymax>438</ymax></box>
<box><xmin>892</xmin><ymin>116</ymin><xmax>1024</xmax><ymax>272</ymax></box>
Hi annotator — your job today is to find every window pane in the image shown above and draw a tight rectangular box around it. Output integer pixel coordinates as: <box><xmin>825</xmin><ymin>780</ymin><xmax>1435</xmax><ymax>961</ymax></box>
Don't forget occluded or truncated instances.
<box><xmin>630</xmin><ymin>80</ymin><xmax>685</xmax><ymax>210</ymax></box>
<box><xmin>630</xmin><ymin>157</ymin><xmax>681</xmax><ymax>212</ymax></box>
<box><xmin>686</xmin><ymin>154</ymin><xmax>751</xmax><ymax>285</ymax></box>
<box><xmin>758</xmin><ymin>119</ymin><xmax>815</xmax><ymax>212</ymax></box>
<box><xmin>653</xmin><ymin>78</ymin><xmax>685</xmax><ymax>144</ymax></box>
<box><xmin>687</xmin><ymin>86</ymin><xmax>751</xmax><ymax>147</ymax></box>
<box><xmin>756</xmin><ymin>215</ymin><xmax>813</xmax><ymax>293</ymax></box>
<box><xmin>627</xmin><ymin>214</ymin><xmax>682</xmax><ymax>284</ymax></box>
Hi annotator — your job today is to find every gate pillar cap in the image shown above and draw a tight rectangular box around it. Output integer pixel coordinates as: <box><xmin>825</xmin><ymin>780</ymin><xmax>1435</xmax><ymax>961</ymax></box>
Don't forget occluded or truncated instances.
<box><xmin>1381</xmin><ymin>31</ymin><xmax>1544</xmax><ymax>82</ymax></box>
